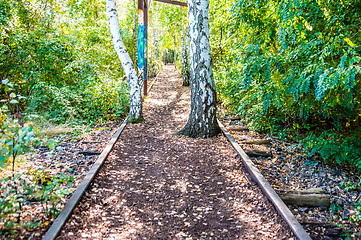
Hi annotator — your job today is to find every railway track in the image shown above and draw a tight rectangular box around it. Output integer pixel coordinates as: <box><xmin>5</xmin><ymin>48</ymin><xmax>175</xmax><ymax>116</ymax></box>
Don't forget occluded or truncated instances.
<box><xmin>43</xmin><ymin>65</ymin><xmax>311</xmax><ymax>240</ymax></box>
<box><xmin>217</xmin><ymin>121</ymin><xmax>311</xmax><ymax>240</ymax></box>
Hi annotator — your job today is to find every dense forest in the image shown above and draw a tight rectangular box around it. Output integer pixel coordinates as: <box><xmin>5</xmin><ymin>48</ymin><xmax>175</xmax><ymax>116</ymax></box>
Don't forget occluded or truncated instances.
<box><xmin>1</xmin><ymin>0</ymin><xmax>360</xmax><ymax>238</ymax></box>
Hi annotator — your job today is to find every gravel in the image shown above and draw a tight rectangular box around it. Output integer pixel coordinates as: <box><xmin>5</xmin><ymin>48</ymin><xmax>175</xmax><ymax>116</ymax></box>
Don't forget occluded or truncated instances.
<box><xmin>221</xmin><ymin>118</ymin><xmax>361</xmax><ymax>239</ymax></box>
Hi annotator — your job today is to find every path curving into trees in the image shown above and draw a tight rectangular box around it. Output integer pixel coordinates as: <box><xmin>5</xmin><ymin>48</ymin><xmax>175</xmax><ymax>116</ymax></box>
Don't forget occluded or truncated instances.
<box><xmin>57</xmin><ymin>65</ymin><xmax>294</xmax><ymax>239</ymax></box>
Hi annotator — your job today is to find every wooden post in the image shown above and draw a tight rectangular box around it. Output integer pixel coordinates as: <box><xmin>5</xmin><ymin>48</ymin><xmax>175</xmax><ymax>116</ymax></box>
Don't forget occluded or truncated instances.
<box><xmin>144</xmin><ymin>0</ymin><xmax>148</xmax><ymax>96</ymax></box>
<box><xmin>138</xmin><ymin>0</ymin><xmax>145</xmax><ymax>92</ymax></box>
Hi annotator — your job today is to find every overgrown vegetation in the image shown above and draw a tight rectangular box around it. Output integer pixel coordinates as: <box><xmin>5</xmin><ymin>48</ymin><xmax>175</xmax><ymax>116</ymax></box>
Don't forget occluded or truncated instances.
<box><xmin>211</xmin><ymin>0</ymin><xmax>361</xmax><ymax>170</ymax></box>
<box><xmin>207</xmin><ymin>2</ymin><xmax>361</xmax><ymax>237</ymax></box>
<box><xmin>0</xmin><ymin>170</ymin><xmax>74</xmax><ymax>236</ymax></box>
<box><xmin>0</xmin><ymin>0</ymin><xmax>143</xmax><ymax>237</ymax></box>
<box><xmin>0</xmin><ymin>0</ymin><xmax>132</xmax><ymax>125</ymax></box>
<box><xmin>2</xmin><ymin>0</ymin><xmax>361</xmax><ymax>237</ymax></box>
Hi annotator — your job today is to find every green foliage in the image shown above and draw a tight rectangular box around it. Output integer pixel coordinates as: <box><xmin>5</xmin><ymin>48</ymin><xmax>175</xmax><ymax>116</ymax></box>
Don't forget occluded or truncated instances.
<box><xmin>0</xmin><ymin>0</ymin><xmax>131</xmax><ymax>125</ymax></box>
<box><xmin>0</xmin><ymin>79</ymin><xmax>60</xmax><ymax>170</ymax></box>
<box><xmin>0</xmin><ymin>170</ymin><xmax>74</xmax><ymax>236</ymax></box>
<box><xmin>0</xmin><ymin>0</ymin><xmax>11</xmax><ymax>25</ymax></box>
<box><xmin>209</xmin><ymin>0</ymin><xmax>235</xmax><ymax>69</ymax></box>
<box><xmin>213</xmin><ymin>0</ymin><xmax>361</xmax><ymax>169</ymax></box>
<box><xmin>302</xmin><ymin>132</ymin><xmax>361</xmax><ymax>168</ymax></box>
<box><xmin>27</xmin><ymin>77</ymin><xmax>129</xmax><ymax>124</ymax></box>
<box><xmin>0</xmin><ymin>120</ymin><xmax>39</xmax><ymax>169</ymax></box>
<box><xmin>236</xmin><ymin>0</ymin><xmax>359</xmax><ymax>121</ymax></box>
<box><xmin>154</xmin><ymin>1</ymin><xmax>187</xmax><ymax>70</ymax></box>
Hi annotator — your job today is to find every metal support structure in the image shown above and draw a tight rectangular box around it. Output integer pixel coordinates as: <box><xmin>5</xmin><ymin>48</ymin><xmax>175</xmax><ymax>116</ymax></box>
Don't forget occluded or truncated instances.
<box><xmin>154</xmin><ymin>0</ymin><xmax>187</xmax><ymax>7</ymax></box>
<box><xmin>138</xmin><ymin>0</ymin><xmax>186</xmax><ymax>96</ymax></box>
<box><xmin>144</xmin><ymin>0</ymin><xmax>148</xmax><ymax>96</ymax></box>
<box><xmin>138</xmin><ymin>0</ymin><xmax>145</xmax><ymax>95</ymax></box>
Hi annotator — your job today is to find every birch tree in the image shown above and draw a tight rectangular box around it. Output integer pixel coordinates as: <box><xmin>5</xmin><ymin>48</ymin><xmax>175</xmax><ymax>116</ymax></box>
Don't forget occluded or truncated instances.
<box><xmin>170</xmin><ymin>28</ymin><xmax>181</xmax><ymax>63</ymax></box>
<box><xmin>181</xmin><ymin>26</ymin><xmax>190</xmax><ymax>86</ymax></box>
<box><xmin>106</xmin><ymin>0</ymin><xmax>143</xmax><ymax>123</ymax></box>
<box><xmin>178</xmin><ymin>0</ymin><xmax>220</xmax><ymax>138</ymax></box>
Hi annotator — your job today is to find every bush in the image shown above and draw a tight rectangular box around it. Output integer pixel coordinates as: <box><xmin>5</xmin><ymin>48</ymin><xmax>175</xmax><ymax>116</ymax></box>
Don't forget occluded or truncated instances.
<box><xmin>213</xmin><ymin>0</ymin><xmax>361</xmax><ymax>169</ymax></box>
<box><xmin>0</xmin><ymin>170</ymin><xmax>74</xmax><ymax>237</ymax></box>
<box><xmin>302</xmin><ymin>132</ymin><xmax>361</xmax><ymax>169</ymax></box>
<box><xmin>27</xmin><ymin>77</ymin><xmax>129</xmax><ymax>124</ymax></box>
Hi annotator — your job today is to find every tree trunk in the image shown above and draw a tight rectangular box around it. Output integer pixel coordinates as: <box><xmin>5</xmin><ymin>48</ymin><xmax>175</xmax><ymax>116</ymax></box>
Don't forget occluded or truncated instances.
<box><xmin>170</xmin><ymin>28</ymin><xmax>181</xmax><ymax>62</ymax></box>
<box><xmin>177</xmin><ymin>0</ymin><xmax>220</xmax><ymax>138</ymax></box>
<box><xmin>154</xmin><ymin>26</ymin><xmax>160</xmax><ymax>61</ymax></box>
<box><xmin>181</xmin><ymin>26</ymin><xmax>190</xmax><ymax>86</ymax></box>
<box><xmin>106</xmin><ymin>0</ymin><xmax>143</xmax><ymax>123</ymax></box>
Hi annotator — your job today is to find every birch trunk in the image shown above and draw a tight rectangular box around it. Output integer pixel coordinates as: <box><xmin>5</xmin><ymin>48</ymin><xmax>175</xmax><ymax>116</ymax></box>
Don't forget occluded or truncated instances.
<box><xmin>178</xmin><ymin>0</ymin><xmax>220</xmax><ymax>138</ymax></box>
<box><xmin>181</xmin><ymin>26</ymin><xmax>190</xmax><ymax>86</ymax></box>
<box><xmin>106</xmin><ymin>0</ymin><xmax>143</xmax><ymax>122</ymax></box>
<box><xmin>170</xmin><ymin>28</ymin><xmax>181</xmax><ymax>62</ymax></box>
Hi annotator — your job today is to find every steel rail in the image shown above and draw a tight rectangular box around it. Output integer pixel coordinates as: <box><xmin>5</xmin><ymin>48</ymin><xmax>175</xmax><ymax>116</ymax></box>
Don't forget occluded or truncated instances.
<box><xmin>147</xmin><ymin>66</ymin><xmax>164</xmax><ymax>94</ymax></box>
<box><xmin>43</xmin><ymin>61</ymin><xmax>166</xmax><ymax>239</ymax></box>
<box><xmin>43</xmin><ymin>64</ymin><xmax>163</xmax><ymax>239</ymax></box>
<box><xmin>43</xmin><ymin>117</ymin><xmax>129</xmax><ymax>240</ymax></box>
<box><xmin>217</xmin><ymin>120</ymin><xmax>311</xmax><ymax>240</ymax></box>
<box><xmin>42</xmin><ymin>70</ymin><xmax>309</xmax><ymax>239</ymax></box>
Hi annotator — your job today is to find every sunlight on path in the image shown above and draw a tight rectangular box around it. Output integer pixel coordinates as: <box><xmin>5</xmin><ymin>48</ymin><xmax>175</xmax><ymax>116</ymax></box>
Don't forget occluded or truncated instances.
<box><xmin>58</xmin><ymin>64</ymin><xmax>293</xmax><ymax>240</ymax></box>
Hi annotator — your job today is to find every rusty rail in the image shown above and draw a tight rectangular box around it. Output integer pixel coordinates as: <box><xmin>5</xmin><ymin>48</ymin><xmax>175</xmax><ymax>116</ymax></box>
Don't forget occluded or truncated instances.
<box><xmin>43</xmin><ymin>117</ymin><xmax>129</xmax><ymax>240</ymax></box>
<box><xmin>218</xmin><ymin>120</ymin><xmax>311</xmax><ymax>240</ymax></box>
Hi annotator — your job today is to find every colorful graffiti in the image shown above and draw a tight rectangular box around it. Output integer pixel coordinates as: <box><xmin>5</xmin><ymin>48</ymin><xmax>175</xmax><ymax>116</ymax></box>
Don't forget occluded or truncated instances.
<box><xmin>138</xmin><ymin>9</ymin><xmax>145</xmax><ymax>85</ymax></box>
<box><xmin>138</xmin><ymin>1</ymin><xmax>149</xmax><ymax>95</ymax></box>
<box><xmin>144</xmin><ymin>22</ymin><xmax>147</xmax><ymax>88</ymax></box>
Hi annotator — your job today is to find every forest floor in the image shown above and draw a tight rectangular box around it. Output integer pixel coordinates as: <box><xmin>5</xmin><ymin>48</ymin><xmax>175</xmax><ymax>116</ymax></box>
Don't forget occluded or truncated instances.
<box><xmin>56</xmin><ymin>64</ymin><xmax>294</xmax><ymax>239</ymax></box>
<box><xmin>2</xmin><ymin>120</ymin><xmax>124</xmax><ymax>239</ymax></box>
<box><xmin>220</xmin><ymin>117</ymin><xmax>361</xmax><ymax>239</ymax></box>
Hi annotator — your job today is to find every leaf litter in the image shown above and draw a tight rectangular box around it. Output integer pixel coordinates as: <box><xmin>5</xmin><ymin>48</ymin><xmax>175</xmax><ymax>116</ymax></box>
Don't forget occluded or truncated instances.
<box><xmin>57</xmin><ymin>64</ymin><xmax>294</xmax><ymax>240</ymax></box>
<box><xmin>220</xmin><ymin>117</ymin><xmax>361</xmax><ymax>239</ymax></box>
<box><xmin>0</xmin><ymin>118</ymin><xmax>124</xmax><ymax>239</ymax></box>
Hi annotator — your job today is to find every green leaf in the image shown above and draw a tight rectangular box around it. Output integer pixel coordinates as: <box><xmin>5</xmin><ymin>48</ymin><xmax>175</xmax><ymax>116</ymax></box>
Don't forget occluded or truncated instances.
<box><xmin>344</xmin><ymin>38</ymin><xmax>356</xmax><ymax>48</ymax></box>
<box><xmin>4</xmin><ymin>86</ymin><xmax>13</xmax><ymax>92</ymax></box>
<box><xmin>1</xmin><ymin>147</ymin><xmax>8</xmax><ymax>154</ymax></box>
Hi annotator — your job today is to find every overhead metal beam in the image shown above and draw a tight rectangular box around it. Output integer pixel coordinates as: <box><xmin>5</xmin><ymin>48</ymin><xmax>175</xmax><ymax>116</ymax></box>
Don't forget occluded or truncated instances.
<box><xmin>154</xmin><ymin>0</ymin><xmax>187</xmax><ymax>7</ymax></box>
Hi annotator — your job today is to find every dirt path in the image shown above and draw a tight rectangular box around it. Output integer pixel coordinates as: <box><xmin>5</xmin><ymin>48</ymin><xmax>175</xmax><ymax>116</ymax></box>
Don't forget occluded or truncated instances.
<box><xmin>58</xmin><ymin>65</ymin><xmax>294</xmax><ymax>239</ymax></box>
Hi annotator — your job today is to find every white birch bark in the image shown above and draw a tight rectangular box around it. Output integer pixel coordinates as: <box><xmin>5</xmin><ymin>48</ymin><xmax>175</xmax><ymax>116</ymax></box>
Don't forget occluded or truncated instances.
<box><xmin>178</xmin><ymin>0</ymin><xmax>220</xmax><ymax>138</ymax></box>
<box><xmin>106</xmin><ymin>0</ymin><xmax>143</xmax><ymax>122</ymax></box>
